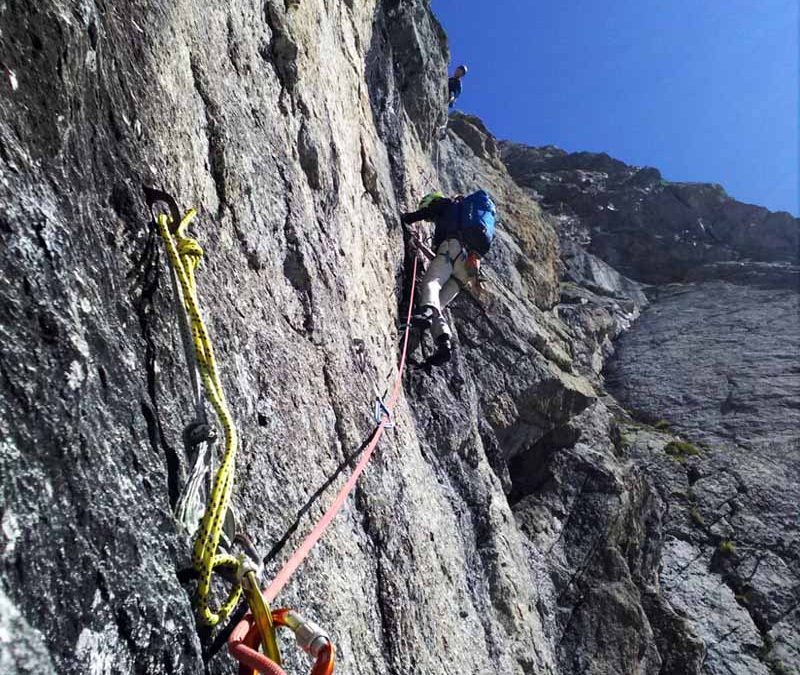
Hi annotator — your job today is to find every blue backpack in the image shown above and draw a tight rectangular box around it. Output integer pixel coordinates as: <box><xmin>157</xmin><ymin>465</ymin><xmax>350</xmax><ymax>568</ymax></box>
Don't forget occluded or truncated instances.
<box><xmin>459</xmin><ymin>190</ymin><xmax>496</xmax><ymax>255</ymax></box>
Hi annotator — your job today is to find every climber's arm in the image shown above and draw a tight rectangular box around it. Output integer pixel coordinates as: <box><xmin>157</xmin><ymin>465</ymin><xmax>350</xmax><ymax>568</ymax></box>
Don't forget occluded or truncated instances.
<box><xmin>401</xmin><ymin>199</ymin><xmax>448</xmax><ymax>225</ymax></box>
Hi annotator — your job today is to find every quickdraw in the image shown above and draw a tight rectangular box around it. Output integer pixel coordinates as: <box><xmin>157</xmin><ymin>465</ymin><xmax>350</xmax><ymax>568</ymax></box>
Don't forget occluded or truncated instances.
<box><xmin>230</xmin><ymin>608</ymin><xmax>334</xmax><ymax>675</ymax></box>
<box><xmin>373</xmin><ymin>396</ymin><xmax>394</xmax><ymax>428</ymax></box>
<box><xmin>145</xmin><ymin>188</ymin><xmax>219</xmax><ymax>541</ymax></box>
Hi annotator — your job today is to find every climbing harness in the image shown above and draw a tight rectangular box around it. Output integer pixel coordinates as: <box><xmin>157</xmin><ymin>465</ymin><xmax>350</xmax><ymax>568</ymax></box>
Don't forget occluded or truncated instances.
<box><xmin>406</xmin><ymin>224</ymin><xmax>489</xmax><ymax>297</ymax></box>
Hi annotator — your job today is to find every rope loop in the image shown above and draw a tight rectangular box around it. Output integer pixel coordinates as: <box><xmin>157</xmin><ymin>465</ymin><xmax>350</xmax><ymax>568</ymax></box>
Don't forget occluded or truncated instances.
<box><xmin>150</xmin><ymin>198</ymin><xmax>243</xmax><ymax>626</ymax></box>
<box><xmin>230</xmin><ymin>608</ymin><xmax>335</xmax><ymax>675</ymax></box>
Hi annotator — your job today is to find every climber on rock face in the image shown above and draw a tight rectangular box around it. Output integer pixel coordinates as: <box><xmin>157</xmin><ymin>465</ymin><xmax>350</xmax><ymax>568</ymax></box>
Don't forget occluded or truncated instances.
<box><xmin>401</xmin><ymin>189</ymin><xmax>496</xmax><ymax>366</ymax></box>
<box><xmin>448</xmin><ymin>64</ymin><xmax>467</xmax><ymax>107</ymax></box>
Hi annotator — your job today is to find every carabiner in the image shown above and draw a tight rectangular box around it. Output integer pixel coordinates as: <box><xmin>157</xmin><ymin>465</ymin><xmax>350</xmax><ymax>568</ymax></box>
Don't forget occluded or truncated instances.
<box><xmin>229</xmin><ymin>607</ymin><xmax>334</xmax><ymax>675</ymax></box>
<box><xmin>239</xmin><ymin>567</ymin><xmax>282</xmax><ymax>667</ymax></box>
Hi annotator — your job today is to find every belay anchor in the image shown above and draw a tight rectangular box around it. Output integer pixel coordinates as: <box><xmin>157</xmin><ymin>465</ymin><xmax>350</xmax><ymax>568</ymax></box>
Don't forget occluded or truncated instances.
<box><xmin>144</xmin><ymin>187</ymin><xmax>335</xmax><ymax>674</ymax></box>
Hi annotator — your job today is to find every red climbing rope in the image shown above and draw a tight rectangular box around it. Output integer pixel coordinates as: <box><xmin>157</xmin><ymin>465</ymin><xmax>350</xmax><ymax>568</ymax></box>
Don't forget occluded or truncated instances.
<box><xmin>228</xmin><ymin>255</ymin><xmax>419</xmax><ymax>671</ymax></box>
<box><xmin>231</xmin><ymin>608</ymin><xmax>334</xmax><ymax>675</ymax></box>
<box><xmin>230</xmin><ymin>612</ymin><xmax>287</xmax><ymax>675</ymax></box>
<box><xmin>263</xmin><ymin>255</ymin><xmax>417</xmax><ymax>604</ymax></box>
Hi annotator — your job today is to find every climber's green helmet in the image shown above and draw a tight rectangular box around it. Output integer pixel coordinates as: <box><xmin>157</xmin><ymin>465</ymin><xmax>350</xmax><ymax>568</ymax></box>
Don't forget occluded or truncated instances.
<box><xmin>419</xmin><ymin>191</ymin><xmax>444</xmax><ymax>210</ymax></box>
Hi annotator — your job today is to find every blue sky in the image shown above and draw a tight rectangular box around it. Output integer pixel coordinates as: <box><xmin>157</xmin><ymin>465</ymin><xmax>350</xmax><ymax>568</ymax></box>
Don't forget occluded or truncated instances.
<box><xmin>432</xmin><ymin>0</ymin><xmax>798</xmax><ymax>215</ymax></box>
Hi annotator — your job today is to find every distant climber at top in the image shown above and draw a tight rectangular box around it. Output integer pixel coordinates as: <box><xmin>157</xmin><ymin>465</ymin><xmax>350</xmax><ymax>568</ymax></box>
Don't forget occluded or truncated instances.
<box><xmin>401</xmin><ymin>190</ymin><xmax>496</xmax><ymax>366</ymax></box>
<box><xmin>448</xmin><ymin>64</ymin><xmax>467</xmax><ymax>107</ymax></box>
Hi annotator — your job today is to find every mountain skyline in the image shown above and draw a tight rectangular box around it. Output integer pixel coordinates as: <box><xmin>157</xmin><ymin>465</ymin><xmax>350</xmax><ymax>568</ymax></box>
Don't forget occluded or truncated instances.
<box><xmin>434</xmin><ymin>0</ymin><xmax>799</xmax><ymax>217</ymax></box>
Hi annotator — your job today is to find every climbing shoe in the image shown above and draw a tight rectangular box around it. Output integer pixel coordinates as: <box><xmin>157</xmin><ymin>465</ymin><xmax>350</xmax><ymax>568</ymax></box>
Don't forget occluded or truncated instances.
<box><xmin>427</xmin><ymin>334</ymin><xmax>452</xmax><ymax>367</ymax></box>
<box><xmin>410</xmin><ymin>306</ymin><xmax>434</xmax><ymax>330</ymax></box>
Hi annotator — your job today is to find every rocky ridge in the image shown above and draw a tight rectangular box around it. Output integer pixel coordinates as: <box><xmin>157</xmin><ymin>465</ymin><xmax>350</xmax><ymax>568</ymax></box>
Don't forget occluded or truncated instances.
<box><xmin>0</xmin><ymin>2</ymin><xmax>797</xmax><ymax>675</ymax></box>
<box><xmin>500</xmin><ymin>141</ymin><xmax>799</xmax><ymax>674</ymax></box>
<box><xmin>501</xmin><ymin>142</ymin><xmax>799</xmax><ymax>288</ymax></box>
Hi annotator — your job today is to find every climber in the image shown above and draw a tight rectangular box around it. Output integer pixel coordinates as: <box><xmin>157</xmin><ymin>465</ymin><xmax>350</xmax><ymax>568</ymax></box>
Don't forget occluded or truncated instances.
<box><xmin>448</xmin><ymin>64</ymin><xmax>467</xmax><ymax>107</ymax></box>
<box><xmin>401</xmin><ymin>190</ymin><xmax>496</xmax><ymax>366</ymax></box>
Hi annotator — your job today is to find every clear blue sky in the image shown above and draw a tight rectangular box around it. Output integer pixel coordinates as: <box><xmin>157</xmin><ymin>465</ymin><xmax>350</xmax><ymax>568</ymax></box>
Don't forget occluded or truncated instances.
<box><xmin>432</xmin><ymin>0</ymin><xmax>798</xmax><ymax>215</ymax></box>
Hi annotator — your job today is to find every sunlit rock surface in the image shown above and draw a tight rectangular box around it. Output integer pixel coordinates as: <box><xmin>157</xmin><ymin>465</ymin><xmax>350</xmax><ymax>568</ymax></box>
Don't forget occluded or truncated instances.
<box><xmin>1</xmin><ymin>2</ymin><xmax>797</xmax><ymax>674</ymax></box>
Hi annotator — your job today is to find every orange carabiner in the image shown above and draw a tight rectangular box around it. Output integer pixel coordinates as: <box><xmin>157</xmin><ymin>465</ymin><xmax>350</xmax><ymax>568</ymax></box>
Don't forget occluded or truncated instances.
<box><xmin>229</xmin><ymin>608</ymin><xmax>334</xmax><ymax>675</ymax></box>
<box><xmin>273</xmin><ymin>609</ymin><xmax>334</xmax><ymax>675</ymax></box>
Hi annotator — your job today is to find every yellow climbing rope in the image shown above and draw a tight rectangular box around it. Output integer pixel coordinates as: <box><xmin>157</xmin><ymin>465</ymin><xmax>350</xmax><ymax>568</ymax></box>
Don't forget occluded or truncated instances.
<box><xmin>155</xmin><ymin>208</ymin><xmax>242</xmax><ymax>626</ymax></box>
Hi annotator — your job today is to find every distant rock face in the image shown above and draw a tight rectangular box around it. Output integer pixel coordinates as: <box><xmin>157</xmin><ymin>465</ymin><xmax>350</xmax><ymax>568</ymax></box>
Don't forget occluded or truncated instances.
<box><xmin>609</xmin><ymin>283</ymin><xmax>800</xmax><ymax>450</ymax></box>
<box><xmin>500</xmin><ymin>145</ymin><xmax>800</xmax><ymax>674</ymax></box>
<box><xmin>606</xmin><ymin>282</ymin><xmax>800</xmax><ymax>674</ymax></box>
<box><xmin>500</xmin><ymin>143</ymin><xmax>800</xmax><ymax>285</ymax></box>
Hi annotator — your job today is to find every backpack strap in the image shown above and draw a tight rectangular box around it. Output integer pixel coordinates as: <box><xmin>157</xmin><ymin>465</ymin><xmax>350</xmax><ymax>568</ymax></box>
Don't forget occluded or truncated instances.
<box><xmin>456</xmin><ymin>198</ymin><xmax>465</xmax><ymax>249</ymax></box>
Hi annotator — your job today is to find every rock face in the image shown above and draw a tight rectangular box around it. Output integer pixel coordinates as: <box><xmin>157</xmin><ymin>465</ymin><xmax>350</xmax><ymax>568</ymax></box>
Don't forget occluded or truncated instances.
<box><xmin>1</xmin><ymin>3</ymin><xmax>797</xmax><ymax>675</ymax></box>
<box><xmin>501</xmin><ymin>142</ymin><xmax>799</xmax><ymax>674</ymax></box>
<box><xmin>606</xmin><ymin>282</ymin><xmax>800</xmax><ymax>674</ymax></box>
<box><xmin>501</xmin><ymin>143</ymin><xmax>799</xmax><ymax>285</ymax></box>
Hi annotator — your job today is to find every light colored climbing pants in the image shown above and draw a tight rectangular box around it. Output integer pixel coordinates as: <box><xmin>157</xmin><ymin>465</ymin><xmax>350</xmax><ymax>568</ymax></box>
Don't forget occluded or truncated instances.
<box><xmin>419</xmin><ymin>238</ymin><xmax>471</xmax><ymax>340</ymax></box>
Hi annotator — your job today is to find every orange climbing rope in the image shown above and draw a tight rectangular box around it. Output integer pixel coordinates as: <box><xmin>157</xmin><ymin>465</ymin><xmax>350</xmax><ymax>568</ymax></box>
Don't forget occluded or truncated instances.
<box><xmin>231</xmin><ymin>608</ymin><xmax>335</xmax><ymax>675</ymax></box>
<box><xmin>228</xmin><ymin>255</ymin><xmax>419</xmax><ymax>673</ymax></box>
